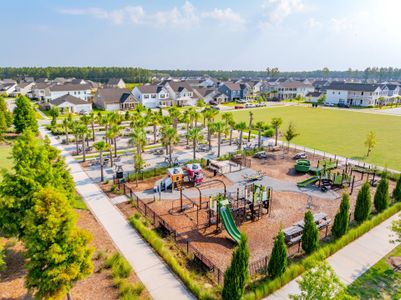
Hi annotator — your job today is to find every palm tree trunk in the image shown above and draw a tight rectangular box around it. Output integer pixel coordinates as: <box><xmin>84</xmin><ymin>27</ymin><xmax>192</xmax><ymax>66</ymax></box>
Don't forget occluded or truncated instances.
<box><xmin>75</xmin><ymin>136</ymin><xmax>79</xmax><ymax>154</ymax></box>
<box><xmin>67</xmin><ymin>292</ymin><xmax>73</xmax><ymax>300</ymax></box>
<box><xmin>109</xmin><ymin>147</ymin><xmax>113</xmax><ymax>167</ymax></box>
<box><xmin>186</xmin><ymin>124</ymin><xmax>189</xmax><ymax>145</ymax></box>
<box><xmin>239</xmin><ymin>131</ymin><xmax>243</xmax><ymax>150</ymax></box>
<box><xmin>92</xmin><ymin>122</ymin><xmax>95</xmax><ymax>141</ymax></box>
<box><xmin>82</xmin><ymin>137</ymin><xmax>86</xmax><ymax>162</ymax></box>
<box><xmin>229</xmin><ymin>128</ymin><xmax>233</xmax><ymax>145</ymax></box>
<box><xmin>275</xmin><ymin>126</ymin><xmax>278</xmax><ymax>146</ymax></box>
<box><xmin>193</xmin><ymin>139</ymin><xmax>196</xmax><ymax>160</ymax></box>
<box><xmin>169</xmin><ymin>143</ymin><xmax>173</xmax><ymax>166</ymax></box>
<box><xmin>195</xmin><ymin>118</ymin><xmax>198</xmax><ymax>128</ymax></box>
<box><xmin>114</xmin><ymin>138</ymin><xmax>117</xmax><ymax>157</ymax></box>
<box><xmin>100</xmin><ymin>151</ymin><xmax>104</xmax><ymax>182</ymax></box>
<box><xmin>65</xmin><ymin>128</ymin><xmax>69</xmax><ymax>145</ymax></box>
<box><xmin>218</xmin><ymin>132</ymin><xmax>221</xmax><ymax>157</ymax></box>
<box><xmin>258</xmin><ymin>129</ymin><xmax>262</xmax><ymax>148</ymax></box>
<box><xmin>153</xmin><ymin>125</ymin><xmax>157</xmax><ymax>144</ymax></box>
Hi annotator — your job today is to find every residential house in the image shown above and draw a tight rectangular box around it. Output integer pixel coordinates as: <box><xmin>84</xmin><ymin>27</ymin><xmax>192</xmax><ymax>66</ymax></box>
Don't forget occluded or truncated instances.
<box><xmin>106</xmin><ymin>78</ymin><xmax>126</xmax><ymax>89</ymax></box>
<box><xmin>46</xmin><ymin>84</ymin><xmax>93</xmax><ymax>102</ymax></box>
<box><xmin>49</xmin><ymin>94</ymin><xmax>92</xmax><ymax>113</ymax></box>
<box><xmin>133</xmin><ymin>85</ymin><xmax>172</xmax><ymax>108</ymax></box>
<box><xmin>94</xmin><ymin>88</ymin><xmax>137</xmax><ymax>111</ymax></box>
<box><xmin>193</xmin><ymin>87</ymin><xmax>219</xmax><ymax>104</ymax></box>
<box><xmin>275</xmin><ymin>81</ymin><xmax>315</xmax><ymax>100</ymax></box>
<box><xmin>212</xmin><ymin>92</ymin><xmax>228</xmax><ymax>104</ymax></box>
<box><xmin>305</xmin><ymin>91</ymin><xmax>323</xmax><ymax>103</ymax></box>
<box><xmin>325</xmin><ymin>82</ymin><xmax>386</xmax><ymax>106</ymax></box>
<box><xmin>165</xmin><ymin>81</ymin><xmax>198</xmax><ymax>106</ymax></box>
<box><xmin>31</xmin><ymin>82</ymin><xmax>52</xmax><ymax>100</ymax></box>
<box><xmin>218</xmin><ymin>82</ymin><xmax>242</xmax><ymax>101</ymax></box>
<box><xmin>11</xmin><ymin>82</ymin><xmax>35</xmax><ymax>96</ymax></box>
<box><xmin>0</xmin><ymin>82</ymin><xmax>17</xmax><ymax>95</ymax></box>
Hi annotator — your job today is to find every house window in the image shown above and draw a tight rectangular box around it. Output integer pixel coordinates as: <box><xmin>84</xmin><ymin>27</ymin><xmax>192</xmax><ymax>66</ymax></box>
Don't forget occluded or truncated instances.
<box><xmin>144</xmin><ymin>94</ymin><xmax>149</xmax><ymax>99</ymax></box>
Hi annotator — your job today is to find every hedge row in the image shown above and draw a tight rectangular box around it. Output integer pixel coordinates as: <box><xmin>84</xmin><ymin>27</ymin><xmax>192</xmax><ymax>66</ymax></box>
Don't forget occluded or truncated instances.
<box><xmin>129</xmin><ymin>216</ymin><xmax>216</xmax><ymax>300</ymax></box>
<box><xmin>244</xmin><ymin>201</ymin><xmax>401</xmax><ymax>300</ymax></box>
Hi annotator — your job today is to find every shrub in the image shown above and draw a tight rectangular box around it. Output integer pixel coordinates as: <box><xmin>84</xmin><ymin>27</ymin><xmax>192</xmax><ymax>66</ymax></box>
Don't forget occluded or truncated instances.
<box><xmin>393</xmin><ymin>175</ymin><xmax>401</xmax><ymax>202</ymax></box>
<box><xmin>331</xmin><ymin>193</ymin><xmax>350</xmax><ymax>239</ymax></box>
<box><xmin>354</xmin><ymin>182</ymin><xmax>371</xmax><ymax>222</ymax></box>
<box><xmin>110</xmin><ymin>184</ymin><xmax>117</xmax><ymax>193</ymax></box>
<box><xmin>105</xmin><ymin>253</ymin><xmax>132</xmax><ymax>278</ymax></box>
<box><xmin>267</xmin><ymin>229</ymin><xmax>287</xmax><ymax>278</ymax></box>
<box><xmin>222</xmin><ymin>233</ymin><xmax>250</xmax><ymax>300</ymax></box>
<box><xmin>301</xmin><ymin>211</ymin><xmax>319</xmax><ymax>254</ymax></box>
<box><xmin>374</xmin><ymin>174</ymin><xmax>390</xmax><ymax>212</ymax></box>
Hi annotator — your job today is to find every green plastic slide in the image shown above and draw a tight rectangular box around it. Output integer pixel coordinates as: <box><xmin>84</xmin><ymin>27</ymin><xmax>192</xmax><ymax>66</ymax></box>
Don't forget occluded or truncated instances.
<box><xmin>219</xmin><ymin>206</ymin><xmax>241</xmax><ymax>243</ymax></box>
<box><xmin>297</xmin><ymin>176</ymin><xmax>319</xmax><ymax>187</ymax></box>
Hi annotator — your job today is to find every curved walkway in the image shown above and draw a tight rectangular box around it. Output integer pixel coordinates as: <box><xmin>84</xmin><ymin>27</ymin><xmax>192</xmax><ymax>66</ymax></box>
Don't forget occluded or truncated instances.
<box><xmin>39</xmin><ymin>126</ymin><xmax>194</xmax><ymax>300</ymax></box>
<box><xmin>266</xmin><ymin>212</ymin><xmax>401</xmax><ymax>299</ymax></box>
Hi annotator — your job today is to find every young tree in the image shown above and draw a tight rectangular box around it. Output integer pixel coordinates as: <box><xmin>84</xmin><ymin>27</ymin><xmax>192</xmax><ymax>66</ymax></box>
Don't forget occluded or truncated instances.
<box><xmin>213</xmin><ymin>121</ymin><xmax>227</xmax><ymax>157</ymax></box>
<box><xmin>13</xmin><ymin>95</ymin><xmax>38</xmax><ymax>133</ymax></box>
<box><xmin>235</xmin><ymin>121</ymin><xmax>247</xmax><ymax>150</ymax></box>
<box><xmin>222</xmin><ymin>233</ymin><xmax>249</xmax><ymax>300</ymax></box>
<box><xmin>93</xmin><ymin>141</ymin><xmax>109</xmax><ymax>182</ymax></box>
<box><xmin>364</xmin><ymin>131</ymin><xmax>376</xmax><ymax>157</ymax></box>
<box><xmin>301</xmin><ymin>211</ymin><xmax>319</xmax><ymax>254</ymax></box>
<box><xmin>49</xmin><ymin>106</ymin><xmax>59</xmax><ymax>127</ymax></box>
<box><xmin>317</xmin><ymin>94</ymin><xmax>326</xmax><ymax>106</ymax></box>
<box><xmin>290</xmin><ymin>262</ymin><xmax>346</xmax><ymax>300</ymax></box>
<box><xmin>331</xmin><ymin>193</ymin><xmax>350</xmax><ymax>239</ymax></box>
<box><xmin>161</xmin><ymin>126</ymin><xmax>179</xmax><ymax>166</ymax></box>
<box><xmin>393</xmin><ymin>175</ymin><xmax>401</xmax><ymax>202</ymax></box>
<box><xmin>23</xmin><ymin>187</ymin><xmax>93</xmax><ymax>300</ymax></box>
<box><xmin>271</xmin><ymin>117</ymin><xmax>283</xmax><ymax>146</ymax></box>
<box><xmin>284</xmin><ymin>122</ymin><xmax>299</xmax><ymax>149</ymax></box>
<box><xmin>186</xmin><ymin>127</ymin><xmax>203</xmax><ymax>160</ymax></box>
<box><xmin>267</xmin><ymin>228</ymin><xmax>288</xmax><ymax>278</ymax></box>
<box><xmin>254</xmin><ymin>121</ymin><xmax>265</xmax><ymax>148</ymax></box>
<box><xmin>374</xmin><ymin>173</ymin><xmax>390</xmax><ymax>212</ymax></box>
<box><xmin>247</xmin><ymin>111</ymin><xmax>253</xmax><ymax>142</ymax></box>
<box><xmin>354</xmin><ymin>182</ymin><xmax>371</xmax><ymax>222</ymax></box>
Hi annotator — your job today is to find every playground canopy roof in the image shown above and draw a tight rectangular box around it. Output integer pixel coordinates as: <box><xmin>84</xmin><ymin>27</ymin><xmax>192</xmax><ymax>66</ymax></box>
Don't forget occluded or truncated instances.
<box><xmin>167</xmin><ymin>167</ymin><xmax>184</xmax><ymax>175</ymax></box>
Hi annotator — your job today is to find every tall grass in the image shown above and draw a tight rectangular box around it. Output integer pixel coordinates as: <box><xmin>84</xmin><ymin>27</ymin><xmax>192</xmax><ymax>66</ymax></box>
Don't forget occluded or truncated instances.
<box><xmin>244</xmin><ymin>202</ymin><xmax>401</xmax><ymax>300</ymax></box>
<box><xmin>129</xmin><ymin>216</ymin><xmax>216</xmax><ymax>300</ymax></box>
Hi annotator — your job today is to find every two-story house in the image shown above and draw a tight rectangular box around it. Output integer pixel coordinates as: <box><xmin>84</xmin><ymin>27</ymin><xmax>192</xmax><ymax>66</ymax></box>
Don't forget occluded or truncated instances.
<box><xmin>106</xmin><ymin>78</ymin><xmax>126</xmax><ymax>89</ymax></box>
<box><xmin>12</xmin><ymin>82</ymin><xmax>35</xmax><ymax>96</ymax></box>
<box><xmin>165</xmin><ymin>81</ymin><xmax>198</xmax><ymax>106</ymax></box>
<box><xmin>325</xmin><ymin>82</ymin><xmax>385</xmax><ymax>107</ymax></box>
<box><xmin>94</xmin><ymin>88</ymin><xmax>137</xmax><ymax>111</ymax></box>
<box><xmin>275</xmin><ymin>81</ymin><xmax>315</xmax><ymax>100</ymax></box>
<box><xmin>133</xmin><ymin>85</ymin><xmax>172</xmax><ymax>108</ymax></box>
<box><xmin>46</xmin><ymin>84</ymin><xmax>93</xmax><ymax>102</ymax></box>
<box><xmin>218</xmin><ymin>82</ymin><xmax>242</xmax><ymax>101</ymax></box>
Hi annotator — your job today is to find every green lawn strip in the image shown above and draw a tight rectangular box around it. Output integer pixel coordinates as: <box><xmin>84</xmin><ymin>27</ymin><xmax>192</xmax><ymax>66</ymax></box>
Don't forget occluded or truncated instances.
<box><xmin>244</xmin><ymin>202</ymin><xmax>401</xmax><ymax>300</ymax></box>
<box><xmin>347</xmin><ymin>244</ymin><xmax>401</xmax><ymax>299</ymax></box>
<box><xmin>129</xmin><ymin>215</ymin><xmax>218</xmax><ymax>300</ymax></box>
<box><xmin>224</xmin><ymin>106</ymin><xmax>401</xmax><ymax>170</ymax></box>
<box><xmin>73</xmin><ymin>144</ymin><xmax>162</xmax><ymax>160</ymax></box>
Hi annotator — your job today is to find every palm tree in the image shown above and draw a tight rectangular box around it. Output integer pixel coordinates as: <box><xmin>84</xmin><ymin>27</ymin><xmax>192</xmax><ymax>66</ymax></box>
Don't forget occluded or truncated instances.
<box><xmin>186</xmin><ymin>127</ymin><xmax>203</xmax><ymax>160</ymax></box>
<box><xmin>221</xmin><ymin>112</ymin><xmax>233</xmax><ymax>128</ymax></box>
<box><xmin>80</xmin><ymin>115</ymin><xmax>91</xmax><ymax>147</ymax></box>
<box><xmin>106</xmin><ymin>129</ymin><xmax>115</xmax><ymax>167</ymax></box>
<box><xmin>228</xmin><ymin>119</ymin><xmax>236</xmax><ymax>146</ymax></box>
<box><xmin>49</xmin><ymin>106</ymin><xmax>59</xmax><ymax>127</ymax></box>
<box><xmin>207</xmin><ymin>122</ymin><xmax>215</xmax><ymax>150</ymax></box>
<box><xmin>168</xmin><ymin>105</ymin><xmax>180</xmax><ymax>130</ymax></box>
<box><xmin>161</xmin><ymin>126</ymin><xmax>179</xmax><ymax>166</ymax></box>
<box><xmin>188</xmin><ymin>107</ymin><xmax>200</xmax><ymax>128</ymax></box>
<box><xmin>235</xmin><ymin>122</ymin><xmax>247</xmax><ymax>150</ymax></box>
<box><xmin>129</xmin><ymin>127</ymin><xmax>147</xmax><ymax>176</ymax></box>
<box><xmin>212</xmin><ymin>121</ymin><xmax>226</xmax><ymax>157</ymax></box>
<box><xmin>148</xmin><ymin>111</ymin><xmax>161</xmax><ymax>144</ymax></box>
<box><xmin>72</xmin><ymin>122</ymin><xmax>81</xmax><ymax>155</ymax></box>
<box><xmin>254</xmin><ymin>121</ymin><xmax>265</xmax><ymax>148</ymax></box>
<box><xmin>93</xmin><ymin>141</ymin><xmax>109</xmax><ymax>182</ymax></box>
<box><xmin>248</xmin><ymin>111</ymin><xmax>254</xmax><ymax>142</ymax></box>
<box><xmin>62</xmin><ymin>118</ymin><xmax>70</xmax><ymax>145</ymax></box>
<box><xmin>110</xmin><ymin>124</ymin><xmax>121</xmax><ymax>158</ymax></box>
<box><xmin>77</xmin><ymin>124</ymin><xmax>89</xmax><ymax>162</ymax></box>
<box><xmin>89</xmin><ymin>111</ymin><xmax>96</xmax><ymax>141</ymax></box>
<box><xmin>271</xmin><ymin>117</ymin><xmax>283</xmax><ymax>146</ymax></box>
<box><xmin>181</xmin><ymin>110</ymin><xmax>191</xmax><ymax>145</ymax></box>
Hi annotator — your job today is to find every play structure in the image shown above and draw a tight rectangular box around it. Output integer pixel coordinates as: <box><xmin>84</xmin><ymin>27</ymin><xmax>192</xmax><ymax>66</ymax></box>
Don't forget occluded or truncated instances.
<box><xmin>208</xmin><ymin>184</ymin><xmax>273</xmax><ymax>243</ymax></box>
<box><xmin>295</xmin><ymin>159</ymin><xmax>353</xmax><ymax>191</ymax></box>
<box><xmin>154</xmin><ymin>164</ymin><xmax>204</xmax><ymax>193</ymax></box>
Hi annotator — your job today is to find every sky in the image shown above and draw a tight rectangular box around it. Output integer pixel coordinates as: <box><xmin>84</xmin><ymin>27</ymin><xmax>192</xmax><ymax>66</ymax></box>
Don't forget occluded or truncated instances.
<box><xmin>1</xmin><ymin>0</ymin><xmax>401</xmax><ymax>71</ymax></box>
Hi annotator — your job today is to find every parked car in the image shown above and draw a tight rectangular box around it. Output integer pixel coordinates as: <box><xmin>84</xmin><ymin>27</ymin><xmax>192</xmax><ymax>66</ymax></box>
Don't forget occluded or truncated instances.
<box><xmin>235</xmin><ymin>105</ymin><xmax>245</xmax><ymax>109</ymax></box>
<box><xmin>337</xmin><ymin>103</ymin><xmax>350</xmax><ymax>108</ymax></box>
<box><xmin>236</xmin><ymin>99</ymin><xmax>247</xmax><ymax>104</ymax></box>
<box><xmin>245</xmin><ymin>103</ymin><xmax>256</xmax><ymax>108</ymax></box>
<box><xmin>293</xmin><ymin>152</ymin><xmax>307</xmax><ymax>160</ymax></box>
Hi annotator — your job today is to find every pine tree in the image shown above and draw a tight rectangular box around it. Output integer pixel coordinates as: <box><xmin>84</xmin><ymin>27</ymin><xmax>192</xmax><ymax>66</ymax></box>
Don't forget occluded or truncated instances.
<box><xmin>13</xmin><ymin>95</ymin><xmax>38</xmax><ymax>133</ymax></box>
<box><xmin>301</xmin><ymin>211</ymin><xmax>319</xmax><ymax>254</ymax></box>
<box><xmin>222</xmin><ymin>233</ymin><xmax>250</xmax><ymax>300</ymax></box>
<box><xmin>331</xmin><ymin>193</ymin><xmax>350</xmax><ymax>239</ymax></box>
<box><xmin>23</xmin><ymin>187</ymin><xmax>93</xmax><ymax>300</ymax></box>
<box><xmin>374</xmin><ymin>174</ymin><xmax>390</xmax><ymax>213</ymax></box>
<box><xmin>354</xmin><ymin>182</ymin><xmax>371</xmax><ymax>222</ymax></box>
<box><xmin>267</xmin><ymin>228</ymin><xmax>288</xmax><ymax>278</ymax></box>
<box><xmin>0</xmin><ymin>130</ymin><xmax>75</xmax><ymax>236</ymax></box>
<box><xmin>393</xmin><ymin>175</ymin><xmax>401</xmax><ymax>202</ymax></box>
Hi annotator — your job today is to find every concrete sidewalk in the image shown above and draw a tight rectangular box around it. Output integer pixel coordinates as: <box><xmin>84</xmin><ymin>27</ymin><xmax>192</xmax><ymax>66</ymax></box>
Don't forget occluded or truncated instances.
<box><xmin>266</xmin><ymin>212</ymin><xmax>400</xmax><ymax>299</ymax></box>
<box><xmin>39</xmin><ymin>126</ymin><xmax>194</xmax><ymax>300</ymax></box>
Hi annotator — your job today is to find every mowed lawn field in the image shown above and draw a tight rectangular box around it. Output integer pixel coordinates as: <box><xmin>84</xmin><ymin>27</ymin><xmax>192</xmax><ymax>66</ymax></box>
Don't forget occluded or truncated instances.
<box><xmin>225</xmin><ymin>106</ymin><xmax>401</xmax><ymax>170</ymax></box>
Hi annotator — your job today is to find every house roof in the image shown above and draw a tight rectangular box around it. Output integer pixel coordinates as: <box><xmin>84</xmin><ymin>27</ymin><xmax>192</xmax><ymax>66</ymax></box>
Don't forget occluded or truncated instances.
<box><xmin>223</xmin><ymin>82</ymin><xmax>241</xmax><ymax>90</ymax></box>
<box><xmin>17</xmin><ymin>82</ymin><xmax>33</xmax><ymax>89</ymax></box>
<box><xmin>137</xmin><ymin>85</ymin><xmax>164</xmax><ymax>94</ymax></box>
<box><xmin>49</xmin><ymin>83</ymin><xmax>92</xmax><ymax>92</ymax></box>
<box><xmin>95</xmin><ymin>88</ymin><xmax>136</xmax><ymax>104</ymax></box>
<box><xmin>50</xmin><ymin>94</ymin><xmax>88</xmax><ymax>106</ymax></box>
<box><xmin>33</xmin><ymin>82</ymin><xmax>52</xmax><ymax>90</ymax></box>
<box><xmin>326</xmin><ymin>82</ymin><xmax>381</xmax><ymax>92</ymax></box>
<box><xmin>277</xmin><ymin>81</ymin><xmax>314</xmax><ymax>89</ymax></box>
<box><xmin>168</xmin><ymin>81</ymin><xmax>194</xmax><ymax>93</ymax></box>
<box><xmin>306</xmin><ymin>91</ymin><xmax>322</xmax><ymax>97</ymax></box>
<box><xmin>107</xmin><ymin>78</ymin><xmax>124</xmax><ymax>85</ymax></box>
<box><xmin>193</xmin><ymin>87</ymin><xmax>216</xmax><ymax>98</ymax></box>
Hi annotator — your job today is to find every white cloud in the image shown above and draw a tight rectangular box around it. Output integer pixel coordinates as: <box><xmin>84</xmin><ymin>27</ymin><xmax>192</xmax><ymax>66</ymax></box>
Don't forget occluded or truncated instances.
<box><xmin>59</xmin><ymin>6</ymin><xmax>144</xmax><ymax>25</ymax></box>
<box><xmin>329</xmin><ymin>18</ymin><xmax>353</xmax><ymax>33</ymax></box>
<box><xmin>263</xmin><ymin>0</ymin><xmax>306</xmax><ymax>24</ymax></box>
<box><xmin>59</xmin><ymin>2</ymin><xmax>243</xmax><ymax>30</ymax></box>
<box><xmin>202</xmin><ymin>8</ymin><xmax>245</xmax><ymax>30</ymax></box>
<box><xmin>307</xmin><ymin>17</ymin><xmax>320</xmax><ymax>29</ymax></box>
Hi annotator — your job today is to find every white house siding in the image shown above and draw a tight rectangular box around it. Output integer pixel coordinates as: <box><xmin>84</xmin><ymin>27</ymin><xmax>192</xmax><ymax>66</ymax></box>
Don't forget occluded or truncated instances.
<box><xmin>326</xmin><ymin>89</ymin><xmax>348</xmax><ymax>105</ymax></box>
<box><xmin>47</xmin><ymin>89</ymin><xmax>91</xmax><ymax>101</ymax></box>
<box><xmin>105</xmin><ymin>104</ymin><xmax>121</xmax><ymax>111</ymax></box>
<box><xmin>55</xmin><ymin>102</ymin><xmax>92</xmax><ymax>113</ymax></box>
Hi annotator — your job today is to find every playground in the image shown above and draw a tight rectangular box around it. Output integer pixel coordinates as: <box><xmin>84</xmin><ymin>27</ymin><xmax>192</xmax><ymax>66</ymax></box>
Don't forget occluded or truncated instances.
<box><xmin>113</xmin><ymin>146</ymin><xmax>395</xmax><ymax>275</ymax></box>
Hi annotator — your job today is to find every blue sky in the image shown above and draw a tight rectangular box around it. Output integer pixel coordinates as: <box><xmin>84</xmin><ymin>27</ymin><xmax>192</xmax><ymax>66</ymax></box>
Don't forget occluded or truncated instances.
<box><xmin>1</xmin><ymin>0</ymin><xmax>401</xmax><ymax>71</ymax></box>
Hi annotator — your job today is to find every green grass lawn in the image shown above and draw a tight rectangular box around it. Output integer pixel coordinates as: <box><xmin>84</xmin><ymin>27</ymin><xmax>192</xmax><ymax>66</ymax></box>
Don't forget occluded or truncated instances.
<box><xmin>0</xmin><ymin>144</ymin><xmax>12</xmax><ymax>179</ymax></box>
<box><xmin>224</xmin><ymin>106</ymin><xmax>401</xmax><ymax>170</ymax></box>
<box><xmin>125</xmin><ymin>83</ymin><xmax>143</xmax><ymax>90</ymax></box>
<box><xmin>347</xmin><ymin>244</ymin><xmax>401</xmax><ymax>299</ymax></box>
